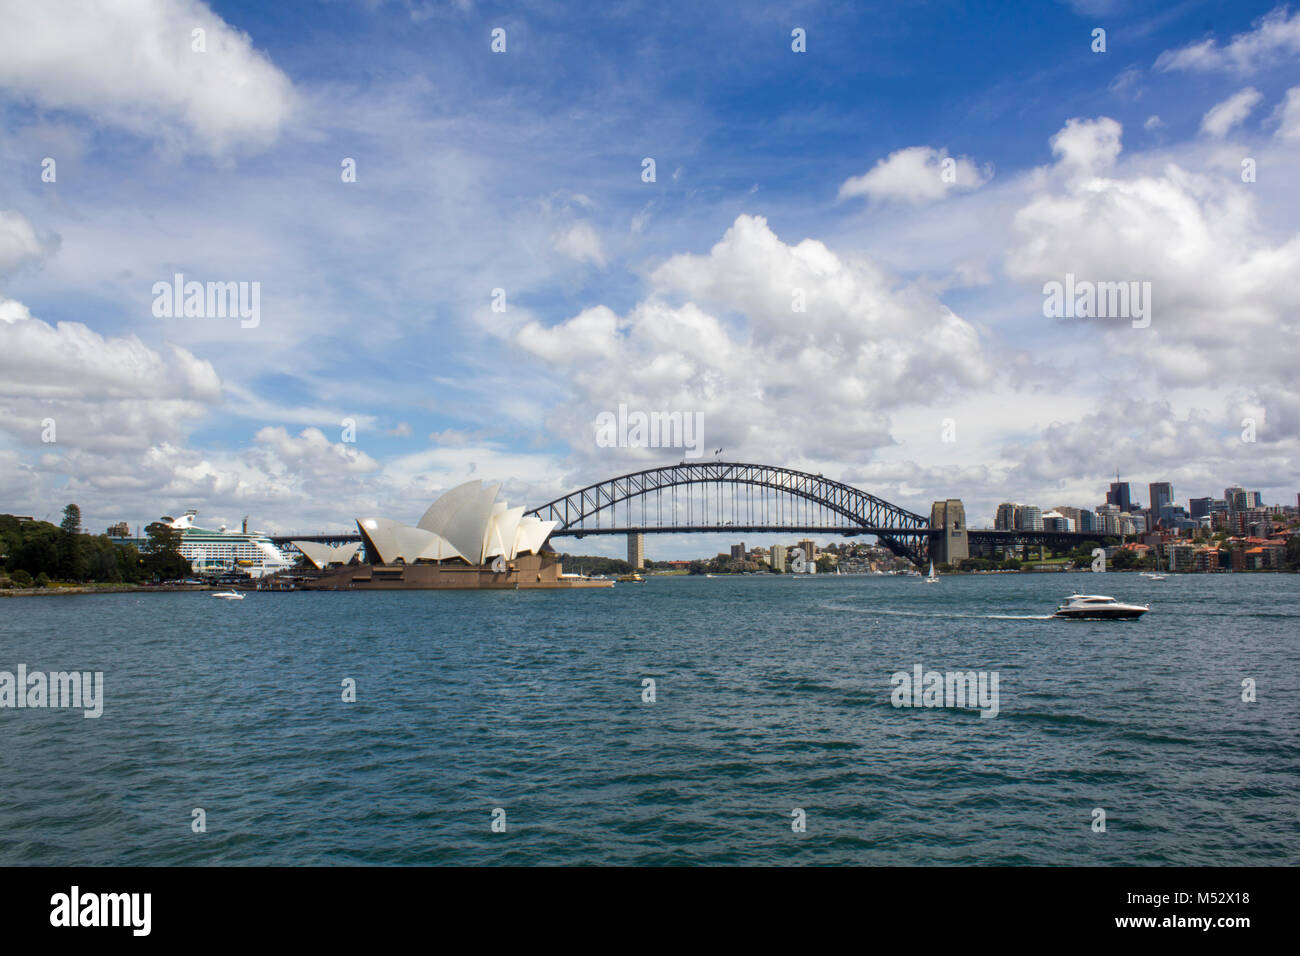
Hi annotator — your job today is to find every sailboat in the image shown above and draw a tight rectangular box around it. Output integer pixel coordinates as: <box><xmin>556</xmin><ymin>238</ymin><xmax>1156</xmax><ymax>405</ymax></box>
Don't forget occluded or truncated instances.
<box><xmin>924</xmin><ymin>560</ymin><xmax>939</xmax><ymax>583</ymax></box>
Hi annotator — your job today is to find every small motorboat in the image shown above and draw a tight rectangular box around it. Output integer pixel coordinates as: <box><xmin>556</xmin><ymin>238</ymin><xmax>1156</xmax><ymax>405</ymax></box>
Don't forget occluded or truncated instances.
<box><xmin>1053</xmin><ymin>594</ymin><xmax>1148</xmax><ymax>619</ymax></box>
<box><xmin>211</xmin><ymin>590</ymin><xmax>244</xmax><ymax>600</ymax></box>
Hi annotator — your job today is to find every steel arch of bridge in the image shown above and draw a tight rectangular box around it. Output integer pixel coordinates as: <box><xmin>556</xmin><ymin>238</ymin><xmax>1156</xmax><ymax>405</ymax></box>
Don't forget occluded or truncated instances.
<box><xmin>526</xmin><ymin>461</ymin><xmax>933</xmax><ymax>563</ymax></box>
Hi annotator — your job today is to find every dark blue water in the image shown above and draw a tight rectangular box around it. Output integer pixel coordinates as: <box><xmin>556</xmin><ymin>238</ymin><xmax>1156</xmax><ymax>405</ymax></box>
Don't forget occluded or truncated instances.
<box><xmin>1</xmin><ymin>572</ymin><xmax>1296</xmax><ymax>865</ymax></box>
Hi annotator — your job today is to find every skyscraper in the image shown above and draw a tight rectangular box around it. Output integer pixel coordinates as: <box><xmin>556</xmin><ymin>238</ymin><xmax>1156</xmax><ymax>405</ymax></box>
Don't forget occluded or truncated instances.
<box><xmin>1107</xmin><ymin>480</ymin><xmax>1133</xmax><ymax>513</ymax></box>
<box><xmin>627</xmin><ymin>532</ymin><xmax>645</xmax><ymax>569</ymax></box>
<box><xmin>1148</xmin><ymin>482</ymin><xmax>1173</xmax><ymax>513</ymax></box>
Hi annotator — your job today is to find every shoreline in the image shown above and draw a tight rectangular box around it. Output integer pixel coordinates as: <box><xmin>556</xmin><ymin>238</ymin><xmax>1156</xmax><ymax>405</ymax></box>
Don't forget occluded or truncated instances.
<box><xmin>0</xmin><ymin>584</ymin><xmax>216</xmax><ymax>598</ymax></box>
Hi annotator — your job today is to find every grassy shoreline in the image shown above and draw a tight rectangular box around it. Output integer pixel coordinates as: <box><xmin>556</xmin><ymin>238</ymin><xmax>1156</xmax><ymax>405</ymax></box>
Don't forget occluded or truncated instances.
<box><xmin>0</xmin><ymin>584</ymin><xmax>213</xmax><ymax>597</ymax></box>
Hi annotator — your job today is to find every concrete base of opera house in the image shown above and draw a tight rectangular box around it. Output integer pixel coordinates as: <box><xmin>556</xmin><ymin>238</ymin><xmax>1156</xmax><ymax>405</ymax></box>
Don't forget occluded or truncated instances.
<box><xmin>299</xmin><ymin>552</ymin><xmax>613</xmax><ymax>590</ymax></box>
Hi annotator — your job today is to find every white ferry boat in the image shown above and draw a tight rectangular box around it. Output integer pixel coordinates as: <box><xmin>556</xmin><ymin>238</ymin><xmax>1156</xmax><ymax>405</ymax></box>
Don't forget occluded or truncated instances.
<box><xmin>162</xmin><ymin>511</ymin><xmax>293</xmax><ymax>578</ymax></box>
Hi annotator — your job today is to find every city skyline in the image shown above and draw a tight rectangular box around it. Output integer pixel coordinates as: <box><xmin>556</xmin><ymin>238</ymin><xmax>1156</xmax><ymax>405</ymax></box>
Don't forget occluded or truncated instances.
<box><xmin>2</xmin><ymin>1</ymin><xmax>1299</xmax><ymax>559</ymax></box>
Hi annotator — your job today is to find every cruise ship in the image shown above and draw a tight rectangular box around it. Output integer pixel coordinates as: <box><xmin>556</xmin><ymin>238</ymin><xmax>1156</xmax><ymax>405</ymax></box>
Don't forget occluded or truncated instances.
<box><xmin>163</xmin><ymin>511</ymin><xmax>294</xmax><ymax>578</ymax></box>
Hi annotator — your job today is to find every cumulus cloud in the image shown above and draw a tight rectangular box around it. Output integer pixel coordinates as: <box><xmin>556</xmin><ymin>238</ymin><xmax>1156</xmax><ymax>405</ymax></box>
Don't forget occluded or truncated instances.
<box><xmin>1155</xmin><ymin>6</ymin><xmax>1300</xmax><ymax>75</ymax></box>
<box><xmin>510</xmin><ymin>215</ymin><xmax>993</xmax><ymax>467</ymax></box>
<box><xmin>0</xmin><ymin>0</ymin><xmax>296</xmax><ymax>154</ymax></box>
<box><xmin>1199</xmin><ymin>88</ymin><xmax>1262</xmax><ymax>138</ymax></box>
<box><xmin>838</xmin><ymin>146</ymin><xmax>991</xmax><ymax>204</ymax></box>
<box><xmin>0</xmin><ymin>297</ymin><xmax>222</xmax><ymax>454</ymax></box>
<box><xmin>1002</xmin><ymin>113</ymin><xmax>1300</xmax><ymax>501</ymax></box>
<box><xmin>1047</xmin><ymin>116</ymin><xmax>1122</xmax><ymax>178</ymax></box>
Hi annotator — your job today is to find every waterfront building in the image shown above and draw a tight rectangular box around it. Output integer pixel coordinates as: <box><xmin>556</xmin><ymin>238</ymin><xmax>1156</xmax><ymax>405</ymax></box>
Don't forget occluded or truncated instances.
<box><xmin>628</xmin><ymin>532</ymin><xmax>645</xmax><ymax>569</ymax></box>
<box><xmin>770</xmin><ymin>544</ymin><xmax>786</xmax><ymax>571</ymax></box>
<box><xmin>799</xmin><ymin>539</ymin><xmax>816</xmax><ymax>563</ymax></box>
<box><xmin>306</xmin><ymin>480</ymin><xmax>609</xmax><ymax>590</ymax></box>
<box><xmin>730</xmin><ymin>542</ymin><xmax>746</xmax><ymax>559</ymax></box>
<box><xmin>293</xmin><ymin>541</ymin><xmax>362</xmax><ymax>569</ymax></box>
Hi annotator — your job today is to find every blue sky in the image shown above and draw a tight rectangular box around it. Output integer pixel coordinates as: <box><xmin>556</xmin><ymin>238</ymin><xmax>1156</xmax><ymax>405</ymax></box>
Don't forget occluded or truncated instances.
<box><xmin>1</xmin><ymin>0</ymin><xmax>1298</xmax><ymax>558</ymax></box>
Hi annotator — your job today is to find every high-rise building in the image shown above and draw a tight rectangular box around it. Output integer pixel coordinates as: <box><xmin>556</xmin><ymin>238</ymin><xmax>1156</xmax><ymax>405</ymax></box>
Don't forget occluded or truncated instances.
<box><xmin>1016</xmin><ymin>505</ymin><xmax>1043</xmax><ymax>531</ymax></box>
<box><xmin>798</xmin><ymin>539</ymin><xmax>816</xmax><ymax>563</ymax></box>
<box><xmin>1224</xmin><ymin>486</ymin><xmax>1247</xmax><ymax>512</ymax></box>
<box><xmin>1055</xmin><ymin>507</ymin><xmax>1096</xmax><ymax>534</ymax></box>
<box><xmin>1041</xmin><ymin>512</ymin><xmax>1071</xmax><ymax>532</ymax></box>
<box><xmin>994</xmin><ymin>502</ymin><xmax>1019</xmax><ymax>530</ymax></box>
<box><xmin>770</xmin><ymin>545</ymin><xmax>786</xmax><ymax>572</ymax></box>
<box><xmin>1189</xmin><ymin>497</ymin><xmax>1213</xmax><ymax>520</ymax></box>
<box><xmin>1107</xmin><ymin>481</ymin><xmax>1134</xmax><ymax>513</ymax></box>
<box><xmin>729</xmin><ymin>542</ymin><xmax>746</xmax><ymax>559</ymax></box>
<box><xmin>106</xmin><ymin>521</ymin><xmax>130</xmax><ymax>538</ymax></box>
<box><xmin>1148</xmin><ymin>482</ymin><xmax>1173</xmax><ymax>513</ymax></box>
<box><xmin>627</xmin><ymin>532</ymin><xmax>645</xmax><ymax>569</ymax></box>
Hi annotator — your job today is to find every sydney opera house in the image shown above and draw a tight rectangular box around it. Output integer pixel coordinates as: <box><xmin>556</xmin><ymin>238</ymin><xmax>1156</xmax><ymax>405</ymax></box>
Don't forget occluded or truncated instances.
<box><xmin>298</xmin><ymin>480</ymin><xmax>611</xmax><ymax>589</ymax></box>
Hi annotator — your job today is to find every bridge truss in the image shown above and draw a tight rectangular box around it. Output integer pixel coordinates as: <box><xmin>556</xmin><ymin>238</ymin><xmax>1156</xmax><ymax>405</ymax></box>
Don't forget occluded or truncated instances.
<box><xmin>526</xmin><ymin>461</ymin><xmax>933</xmax><ymax>563</ymax></box>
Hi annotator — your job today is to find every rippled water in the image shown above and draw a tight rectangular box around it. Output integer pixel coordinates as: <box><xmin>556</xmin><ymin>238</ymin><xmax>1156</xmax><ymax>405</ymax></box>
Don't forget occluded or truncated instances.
<box><xmin>1</xmin><ymin>572</ymin><xmax>1296</xmax><ymax>865</ymax></box>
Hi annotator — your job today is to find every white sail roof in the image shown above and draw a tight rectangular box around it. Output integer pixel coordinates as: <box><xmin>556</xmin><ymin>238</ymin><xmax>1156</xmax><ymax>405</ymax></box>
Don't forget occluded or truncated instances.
<box><xmin>358</xmin><ymin>481</ymin><xmax>554</xmax><ymax>566</ymax></box>
<box><xmin>293</xmin><ymin>540</ymin><xmax>361</xmax><ymax>569</ymax></box>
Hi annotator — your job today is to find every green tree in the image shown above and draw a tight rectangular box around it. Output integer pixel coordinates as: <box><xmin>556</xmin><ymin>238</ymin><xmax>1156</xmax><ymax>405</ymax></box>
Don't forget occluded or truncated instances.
<box><xmin>142</xmin><ymin>521</ymin><xmax>191</xmax><ymax>580</ymax></box>
<box><xmin>56</xmin><ymin>504</ymin><xmax>88</xmax><ymax>581</ymax></box>
<box><xmin>1111</xmin><ymin>548</ymin><xmax>1137</xmax><ymax>570</ymax></box>
<box><xmin>60</xmin><ymin>504</ymin><xmax>81</xmax><ymax>535</ymax></box>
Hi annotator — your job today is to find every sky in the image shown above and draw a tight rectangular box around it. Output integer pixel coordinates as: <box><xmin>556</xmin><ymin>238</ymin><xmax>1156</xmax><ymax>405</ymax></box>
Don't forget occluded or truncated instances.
<box><xmin>1</xmin><ymin>0</ymin><xmax>1298</xmax><ymax>559</ymax></box>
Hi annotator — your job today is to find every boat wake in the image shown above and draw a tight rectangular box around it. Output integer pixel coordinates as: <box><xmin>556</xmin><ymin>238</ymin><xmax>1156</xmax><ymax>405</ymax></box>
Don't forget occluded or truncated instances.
<box><xmin>823</xmin><ymin>605</ymin><xmax>1054</xmax><ymax>621</ymax></box>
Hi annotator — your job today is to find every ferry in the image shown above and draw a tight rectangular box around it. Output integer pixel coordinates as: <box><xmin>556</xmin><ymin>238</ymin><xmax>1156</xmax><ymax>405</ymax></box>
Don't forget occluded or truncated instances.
<box><xmin>1053</xmin><ymin>594</ymin><xmax>1149</xmax><ymax>620</ymax></box>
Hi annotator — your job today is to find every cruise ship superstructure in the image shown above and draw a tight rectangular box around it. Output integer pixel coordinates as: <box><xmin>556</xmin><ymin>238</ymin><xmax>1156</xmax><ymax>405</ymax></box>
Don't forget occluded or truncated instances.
<box><xmin>163</xmin><ymin>511</ymin><xmax>294</xmax><ymax>578</ymax></box>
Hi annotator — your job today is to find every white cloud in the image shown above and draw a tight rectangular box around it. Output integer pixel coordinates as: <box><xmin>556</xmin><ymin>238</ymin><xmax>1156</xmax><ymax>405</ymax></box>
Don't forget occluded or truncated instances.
<box><xmin>838</xmin><ymin>146</ymin><xmax>991</xmax><ymax>204</ymax></box>
<box><xmin>0</xmin><ymin>297</ymin><xmax>221</xmax><ymax>453</ymax></box>
<box><xmin>1144</xmin><ymin>115</ymin><xmax>1166</xmax><ymax>131</ymax></box>
<box><xmin>551</xmin><ymin>221</ymin><xmax>606</xmax><ymax>267</ymax></box>
<box><xmin>511</xmin><ymin>215</ymin><xmax>993</xmax><ymax>467</ymax></box>
<box><xmin>1006</xmin><ymin>115</ymin><xmax>1300</xmax><ymax>417</ymax></box>
<box><xmin>1047</xmin><ymin>117</ymin><xmax>1122</xmax><ymax>178</ymax></box>
<box><xmin>1155</xmin><ymin>6</ymin><xmax>1300</xmax><ymax>74</ymax></box>
<box><xmin>1199</xmin><ymin>87</ymin><xmax>1262</xmax><ymax>138</ymax></box>
<box><xmin>1275</xmin><ymin>86</ymin><xmax>1300</xmax><ymax>140</ymax></box>
<box><xmin>0</xmin><ymin>0</ymin><xmax>296</xmax><ymax>155</ymax></box>
<box><xmin>0</xmin><ymin>210</ymin><xmax>55</xmax><ymax>276</ymax></box>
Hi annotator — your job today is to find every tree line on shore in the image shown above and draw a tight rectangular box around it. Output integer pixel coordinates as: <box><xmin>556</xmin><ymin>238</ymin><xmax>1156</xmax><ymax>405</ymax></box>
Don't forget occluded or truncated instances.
<box><xmin>0</xmin><ymin>506</ymin><xmax>191</xmax><ymax>588</ymax></box>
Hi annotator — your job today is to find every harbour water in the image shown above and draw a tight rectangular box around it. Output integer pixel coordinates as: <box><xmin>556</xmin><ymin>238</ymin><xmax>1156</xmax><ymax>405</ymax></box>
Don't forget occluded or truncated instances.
<box><xmin>1</xmin><ymin>572</ymin><xmax>1296</xmax><ymax>865</ymax></box>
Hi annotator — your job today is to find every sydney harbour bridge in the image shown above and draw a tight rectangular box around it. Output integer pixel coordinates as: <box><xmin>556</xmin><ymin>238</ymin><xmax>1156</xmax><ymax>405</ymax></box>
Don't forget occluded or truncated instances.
<box><xmin>275</xmin><ymin>461</ymin><xmax>1097</xmax><ymax>566</ymax></box>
